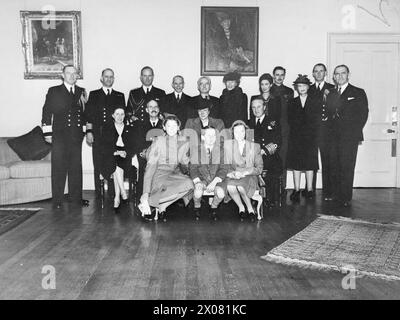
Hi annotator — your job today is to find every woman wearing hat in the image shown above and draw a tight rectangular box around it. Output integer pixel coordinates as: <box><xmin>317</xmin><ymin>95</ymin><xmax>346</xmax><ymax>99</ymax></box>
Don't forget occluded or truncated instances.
<box><xmin>249</xmin><ymin>73</ymin><xmax>281</xmax><ymax>124</ymax></box>
<box><xmin>219</xmin><ymin>71</ymin><xmax>248</xmax><ymax>128</ymax></box>
<box><xmin>139</xmin><ymin>115</ymin><xmax>194</xmax><ymax>222</ymax></box>
<box><xmin>101</xmin><ymin>107</ymin><xmax>137</xmax><ymax>210</ymax></box>
<box><xmin>221</xmin><ymin>120</ymin><xmax>264</xmax><ymax>220</ymax></box>
<box><xmin>286</xmin><ymin>75</ymin><xmax>319</xmax><ymax>202</ymax></box>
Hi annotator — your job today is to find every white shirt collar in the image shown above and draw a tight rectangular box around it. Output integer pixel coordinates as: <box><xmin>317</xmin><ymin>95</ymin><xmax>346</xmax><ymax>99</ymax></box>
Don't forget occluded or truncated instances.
<box><xmin>316</xmin><ymin>81</ymin><xmax>325</xmax><ymax>89</ymax></box>
<box><xmin>143</xmin><ymin>85</ymin><xmax>153</xmax><ymax>93</ymax></box>
<box><xmin>102</xmin><ymin>87</ymin><xmax>112</xmax><ymax>95</ymax></box>
<box><xmin>175</xmin><ymin>91</ymin><xmax>182</xmax><ymax>99</ymax></box>
<box><xmin>300</xmin><ymin>95</ymin><xmax>308</xmax><ymax>107</ymax></box>
<box><xmin>339</xmin><ymin>82</ymin><xmax>349</xmax><ymax>93</ymax></box>
<box><xmin>256</xmin><ymin>114</ymin><xmax>265</xmax><ymax>124</ymax></box>
<box><xmin>150</xmin><ymin>119</ymin><xmax>158</xmax><ymax>126</ymax></box>
<box><xmin>64</xmin><ymin>82</ymin><xmax>75</xmax><ymax>93</ymax></box>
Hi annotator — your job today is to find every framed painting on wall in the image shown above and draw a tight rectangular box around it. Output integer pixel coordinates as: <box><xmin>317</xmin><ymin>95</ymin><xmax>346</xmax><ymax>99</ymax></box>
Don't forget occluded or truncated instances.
<box><xmin>20</xmin><ymin>11</ymin><xmax>83</xmax><ymax>79</ymax></box>
<box><xmin>201</xmin><ymin>6</ymin><xmax>259</xmax><ymax>76</ymax></box>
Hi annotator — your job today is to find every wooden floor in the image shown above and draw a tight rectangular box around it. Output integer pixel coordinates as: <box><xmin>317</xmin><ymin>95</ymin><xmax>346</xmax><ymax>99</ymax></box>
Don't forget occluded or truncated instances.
<box><xmin>1</xmin><ymin>189</ymin><xmax>400</xmax><ymax>300</ymax></box>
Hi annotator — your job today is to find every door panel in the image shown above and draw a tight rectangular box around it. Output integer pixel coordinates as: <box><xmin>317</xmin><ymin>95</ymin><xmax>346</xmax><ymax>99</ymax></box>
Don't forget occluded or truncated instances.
<box><xmin>329</xmin><ymin>35</ymin><xmax>399</xmax><ymax>187</ymax></box>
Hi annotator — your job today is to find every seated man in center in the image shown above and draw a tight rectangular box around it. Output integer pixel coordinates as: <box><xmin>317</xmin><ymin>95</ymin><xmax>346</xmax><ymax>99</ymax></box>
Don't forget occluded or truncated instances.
<box><xmin>185</xmin><ymin>98</ymin><xmax>225</xmax><ymax>139</ymax></box>
<box><xmin>132</xmin><ymin>99</ymin><xmax>164</xmax><ymax>198</ymax></box>
<box><xmin>189</xmin><ymin>126</ymin><xmax>228</xmax><ymax>221</ymax></box>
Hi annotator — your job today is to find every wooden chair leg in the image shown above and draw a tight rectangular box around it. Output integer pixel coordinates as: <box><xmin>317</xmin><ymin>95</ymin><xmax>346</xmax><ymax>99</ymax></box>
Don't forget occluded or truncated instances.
<box><xmin>100</xmin><ymin>178</ymin><xmax>105</xmax><ymax>209</ymax></box>
<box><xmin>279</xmin><ymin>175</ymin><xmax>283</xmax><ymax>207</ymax></box>
<box><xmin>252</xmin><ymin>192</ymin><xmax>263</xmax><ymax>220</ymax></box>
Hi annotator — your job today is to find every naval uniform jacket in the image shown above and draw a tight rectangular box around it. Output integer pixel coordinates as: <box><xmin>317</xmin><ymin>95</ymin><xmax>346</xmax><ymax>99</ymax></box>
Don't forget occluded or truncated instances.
<box><xmin>126</xmin><ymin>86</ymin><xmax>166</xmax><ymax>123</ymax></box>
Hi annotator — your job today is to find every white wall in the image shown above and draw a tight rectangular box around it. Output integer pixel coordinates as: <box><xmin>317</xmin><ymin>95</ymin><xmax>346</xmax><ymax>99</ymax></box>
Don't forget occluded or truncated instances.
<box><xmin>1</xmin><ymin>0</ymin><xmax>399</xmax><ymax>189</ymax></box>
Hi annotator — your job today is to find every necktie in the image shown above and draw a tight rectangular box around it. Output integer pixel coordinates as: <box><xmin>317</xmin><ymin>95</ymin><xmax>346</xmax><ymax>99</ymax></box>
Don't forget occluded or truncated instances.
<box><xmin>256</xmin><ymin>119</ymin><xmax>261</xmax><ymax>126</ymax></box>
<box><xmin>318</xmin><ymin>84</ymin><xmax>322</xmax><ymax>91</ymax></box>
<box><xmin>176</xmin><ymin>94</ymin><xmax>180</xmax><ymax>103</ymax></box>
<box><xmin>69</xmin><ymin>87</ymin><xmax>73</xmax><ymax>95</ymax></box>
<box><xmin>107</xmin><ymin>89</ymin><xmax>110</xmax><ymax>96</ymax></box>
<box><xmin>338</xmin><ymin>87</ymin><xmax>342</xmax><ymax>95</ymax></box>
<box><xmin>152</xmin><ymin>122</ymin><xmax>155</xmax><ymax>127</ymax></box>
<box><xmin>146</xmin><ymin>88</ymin><xmax>149</xmax><ymax>95</ymax></box>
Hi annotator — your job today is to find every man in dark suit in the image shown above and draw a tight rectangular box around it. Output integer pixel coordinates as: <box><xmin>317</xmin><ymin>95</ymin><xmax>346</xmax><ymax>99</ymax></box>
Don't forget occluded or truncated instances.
<box><xmin>188</xmin><ymin>76</ymin><xmax>220</xmax><ymax>120</ymax></box>
<box><xmin>326</xmin><ymin>64</ymin><xmax>368</xmax><ymax>207</ymax></box>
<box><xmin>270</xmin><ymin>66</ymin><xmax>294</xmax><ymax>195</ymax></box>
<box><xmin>184</xmin><ymin>98</ymin><xmax>225</xmax><ymax>139</ymax></box>
<box><xmin>85</xmin><ymin>68</ymin><xmax>126</xmax><ymax>198</ymax></box>
<box><xmin>126</xmin><ymin>66</ymin><xmax>166</xmax><ymax>123</ymax></box>
<box><xmin>160</xmin><ymin>75</ymin><xmax>191</xmax><ymax>125</ymax></box>
<box><xmin>308</xmin><ymin>63</ymin><xmax>335</xmax><ymax>198</ymax></box>
<box><xmin>41</xmin><ymin>65</ymin><xmax>89</xmax><ymax>209</ymax></box>
<box><xmin>132</xmin><ymin>99</ymin><xmax>164</xmax><ymax>202</ymax></box>
<box><xmin>248</xmin><ymin>98</ymin><xmax>283</xmax><ymax>208</ymax></box>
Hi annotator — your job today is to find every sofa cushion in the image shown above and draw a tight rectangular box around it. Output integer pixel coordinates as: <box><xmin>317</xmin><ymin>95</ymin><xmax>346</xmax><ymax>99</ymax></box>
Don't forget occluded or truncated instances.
<box><xmin>0</xmin><ymin>165</ymin><xmax>10</xmax><ymax>180</ymax></box>
<box><xmin>7</xmin><ymin>126</ymin><xmax>51</xmax><ymax>161</ymax></box>
<box><xmin>0</xmin><ymin>138</ymin><xmax>20</xmax><ymax>166</ymax></box>
<box><xmin>9</xmin><ymin>160</ymin><xmax>51</xmax><ymax>179</ymax></box>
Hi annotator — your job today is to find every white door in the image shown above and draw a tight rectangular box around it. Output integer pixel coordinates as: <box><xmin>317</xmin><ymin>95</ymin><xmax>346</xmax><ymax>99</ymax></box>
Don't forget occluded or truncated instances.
<box><xmin>328</xmin><ymin>34</ymin><xmax>400</xmax><ymax>187</ymax></box>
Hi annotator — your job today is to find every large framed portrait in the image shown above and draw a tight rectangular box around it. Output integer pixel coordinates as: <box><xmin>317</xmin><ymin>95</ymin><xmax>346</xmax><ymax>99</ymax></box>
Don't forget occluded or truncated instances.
<box><xmin>20</xmin><ymin>11</ymin><xmax>83</xmax><ymax>79</ymax></box>
<box><xmin>201</xmin><ymin>6</ymin><xmax>259</xmax><ymax>76</ymax></box>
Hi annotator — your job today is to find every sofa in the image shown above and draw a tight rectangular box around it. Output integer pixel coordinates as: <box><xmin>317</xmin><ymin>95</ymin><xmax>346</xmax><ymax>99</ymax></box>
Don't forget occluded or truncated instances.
<box><xmin>0</xmin><ymin>137</ymin><xmax>52</xmax><ymax>205</ymax></box>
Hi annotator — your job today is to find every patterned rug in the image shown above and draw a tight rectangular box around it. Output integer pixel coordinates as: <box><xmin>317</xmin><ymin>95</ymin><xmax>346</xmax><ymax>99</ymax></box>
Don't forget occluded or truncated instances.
<box><xmin>261</xmin><ymin>215</ymin><xmax>400</xmax><ymax>281</ymax></box>
<box><xmin>0</xmin><ymin>208</ymin><xmax>40</xmax><ymax>236</ymax></box>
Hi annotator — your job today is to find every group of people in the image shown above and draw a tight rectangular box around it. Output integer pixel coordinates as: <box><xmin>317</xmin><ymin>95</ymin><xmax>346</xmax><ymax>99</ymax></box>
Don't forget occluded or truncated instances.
<box><xmin>41</xmin><ymin>62</ymin><xmax>368</xmax><ymax>221</ymax></box>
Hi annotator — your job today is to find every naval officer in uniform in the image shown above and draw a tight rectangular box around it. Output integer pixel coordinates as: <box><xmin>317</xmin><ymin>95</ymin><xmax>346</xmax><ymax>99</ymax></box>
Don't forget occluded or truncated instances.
<box><xmin>42</xmin><ymin>64</ymin><xmax>89</xmax><ymax>209</ymax></box>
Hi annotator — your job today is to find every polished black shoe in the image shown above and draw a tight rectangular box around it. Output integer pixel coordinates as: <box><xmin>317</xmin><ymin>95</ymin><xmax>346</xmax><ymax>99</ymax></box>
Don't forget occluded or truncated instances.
<box><xmin>290</xmin><ymin>190</ymin><xmax>300</xmax><ymax>202</ymax></box>
<box><xmin>158</xmin><ymin>211</ymin><xmax>167</xmax><ymax>222</ymax></box>
<box><xmin>194</xmin><ymin>208</ymin><xmax>201</xmax><ymax>220</ymax></box>
<box><xmin>210</xmin><ymin>208</ymin><xmax>219</xmax><ymax>221</ymax></box>
<box><xmin>248</xmin><ymin>210</ymin><xmax>256</xmax><ymax>222</ymax></box>
<box><xmin>238</xmin><ymin>211</ymin><xmax>246</xmax><ymax>221</ymax></box>
<box><xmin>324</xmin><ymin>196</ymin><xmax>334</xmax><ymax>201</ymax></box>
<box><xmin>301</xmin><ymin>189</ymin><xmax>307</xmax><ymax>197</ymax></box>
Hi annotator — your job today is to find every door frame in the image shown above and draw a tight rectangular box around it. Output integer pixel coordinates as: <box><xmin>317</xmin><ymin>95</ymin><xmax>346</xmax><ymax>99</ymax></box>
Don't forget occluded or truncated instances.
<box><xmin>327</xmin><ymin>33</ymin><xmax>400</xmax><ymax>188</ymax></box>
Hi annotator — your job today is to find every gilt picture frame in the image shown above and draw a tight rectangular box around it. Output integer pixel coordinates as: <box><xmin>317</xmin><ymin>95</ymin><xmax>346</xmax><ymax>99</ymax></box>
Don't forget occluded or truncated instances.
<box><xmin>20</xmin><ymin>11</ymin><xmax>83</xmax><ymax>79</ymax></box>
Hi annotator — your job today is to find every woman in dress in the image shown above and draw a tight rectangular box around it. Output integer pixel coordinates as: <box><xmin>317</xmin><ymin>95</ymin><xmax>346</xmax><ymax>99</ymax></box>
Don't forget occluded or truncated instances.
<box><xmin>219</xmin><ymin>71</ymin><xmax>248</xmax><ymax>128</ymax></box>
<box><xmin>249</xmin><ymin>73</ymin><xmax>281</xmax><ymax>124</ymax></box>
<box><xmin>286</xmin><ymin>74</ymin><xmax>319</xmax><ymax>202</ymax></box>
<box><xmin>222</xmin><ymin>120</ymin><xmax>264</xmax><ymax>220</ymax></box>
<box><xmin>101</xmin><ymin>107</ymin><xmax>135</xmax><ymax>210</ymax></box>
<box><xmin>139</xmin><ymin>115</ymin><xmax>194</xmax><ymax>222</ymax></box>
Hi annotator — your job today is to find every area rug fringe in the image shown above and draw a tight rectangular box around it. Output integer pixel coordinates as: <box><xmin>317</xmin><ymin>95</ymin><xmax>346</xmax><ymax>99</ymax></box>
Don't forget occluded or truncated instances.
<box><xmin>317</xmin><ymin>214</ymin><xmax>400</xmax><ymax>228</ymax></box>
<box><xmin>261</xmin><ymin>253</ymin><xmax>400</xmax><ymax>281</ymax></box>
<box><xmin>0</xmin><ymin>207</ymin><xmax>42</xmax><ymax>211</ymax></box>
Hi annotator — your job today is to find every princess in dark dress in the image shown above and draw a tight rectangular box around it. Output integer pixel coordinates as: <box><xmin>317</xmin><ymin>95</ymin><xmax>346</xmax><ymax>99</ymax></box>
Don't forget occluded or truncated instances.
<box><xmin>101</xmin><ymin>107</ymin><xmax>136</xmax><ymax>209</ymax></box>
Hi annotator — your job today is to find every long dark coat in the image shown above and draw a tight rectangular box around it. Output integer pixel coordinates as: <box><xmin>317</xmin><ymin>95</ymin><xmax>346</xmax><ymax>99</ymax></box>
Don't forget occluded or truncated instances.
<box><xmin>219</xmin><ymin>86</ymin><xmax>248</xmax><ymax>128</ymax></box>
<box><xmin>286</xmin><ymin>95</ymin><xmax>319</xmax><ymax>171</ymax></box>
